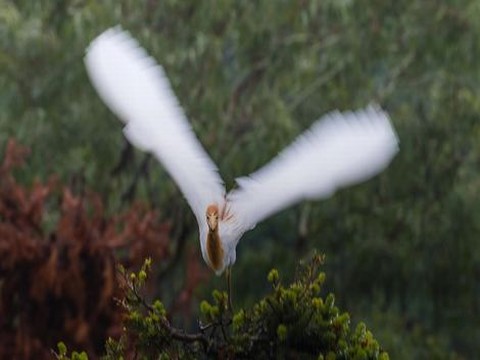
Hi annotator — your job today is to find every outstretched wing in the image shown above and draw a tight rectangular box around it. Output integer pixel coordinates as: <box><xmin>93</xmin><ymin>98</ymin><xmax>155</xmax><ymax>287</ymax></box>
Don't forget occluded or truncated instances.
<box><xmin>228</xmin><ymin>105</ymin><xmax>398</xmax><ymax>233</ymax></box>
<box><xmin>84</xmin><ymin>27</ymin><xmax>225</xmax><ymax>223</ymax></box>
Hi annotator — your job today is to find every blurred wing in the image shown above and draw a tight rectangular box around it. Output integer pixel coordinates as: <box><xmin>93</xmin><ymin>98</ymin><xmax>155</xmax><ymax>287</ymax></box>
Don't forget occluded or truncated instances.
<box><xmin>84</xmin><ymin>27</ymin><xmax>225</xmax><ymax>223</ymax></box>
<box><xmin>228</xmin><ymin>105</ymin><xmax>399</xmax><ymax>232</ymax></box>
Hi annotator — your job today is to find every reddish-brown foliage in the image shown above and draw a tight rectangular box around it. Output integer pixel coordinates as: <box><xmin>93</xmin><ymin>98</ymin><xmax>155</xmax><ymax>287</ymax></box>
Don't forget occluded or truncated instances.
<box><xmin>0</xmin><ymin>139</ymin><xmax>207</xmax><ymax>359</ymax></box>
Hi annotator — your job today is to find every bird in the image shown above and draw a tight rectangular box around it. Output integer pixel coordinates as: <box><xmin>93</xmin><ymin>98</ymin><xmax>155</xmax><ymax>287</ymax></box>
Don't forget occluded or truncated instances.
<box><xmin>84</xmin><ymin>27</ymin><xmax>399</xmax><ymax>304</ymax></box>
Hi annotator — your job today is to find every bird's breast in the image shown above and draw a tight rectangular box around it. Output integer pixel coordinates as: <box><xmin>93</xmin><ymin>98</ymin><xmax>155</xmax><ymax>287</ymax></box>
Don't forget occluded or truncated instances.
<box><xmin>206</xmin><ymin>229</ymin><xmax>223</xmax><ymax>272</ymax></box>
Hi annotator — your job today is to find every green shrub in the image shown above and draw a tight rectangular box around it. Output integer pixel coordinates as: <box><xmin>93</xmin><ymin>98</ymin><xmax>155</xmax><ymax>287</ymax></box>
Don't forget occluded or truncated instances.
<box><xmin>55</xmin><ymin>255</ymin><xmax>389</xmax><ymax>359</ymax></box>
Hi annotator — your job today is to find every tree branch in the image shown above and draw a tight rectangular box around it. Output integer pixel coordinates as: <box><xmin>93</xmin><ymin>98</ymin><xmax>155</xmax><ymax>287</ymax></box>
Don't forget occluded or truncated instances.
<box><xmin>126</xmin><ymin>272</ymin><xmax>209</xmax><ymax>348</ymax></box>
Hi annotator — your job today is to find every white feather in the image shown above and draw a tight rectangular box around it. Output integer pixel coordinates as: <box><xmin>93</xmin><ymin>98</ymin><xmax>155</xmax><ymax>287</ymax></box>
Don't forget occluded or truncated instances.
<box><xmin>227</xmin><ymin>105</ymin><xmax>399</xmax><ymax>234</ymax></box>
<box><xmin>84</xmin><ymin>27</ymin><xmax>225</xmax><ymax>223</ymax></box>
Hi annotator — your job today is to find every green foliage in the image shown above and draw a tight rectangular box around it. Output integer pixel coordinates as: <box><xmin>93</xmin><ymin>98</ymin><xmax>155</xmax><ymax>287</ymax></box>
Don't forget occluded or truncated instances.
<box><xmin>54</xmin><ymin>342</ymin><xmax>89</xmax><ymax>360</ymax></box>
<box><xmin>98</xmin><ymin>256</ymin><xmax>388</xmax><ymax>359</ymax></box>
<box><xmin>1</xmin><ymin>0</ymin><xmax>479</xmax><ymax>358</ymax></box>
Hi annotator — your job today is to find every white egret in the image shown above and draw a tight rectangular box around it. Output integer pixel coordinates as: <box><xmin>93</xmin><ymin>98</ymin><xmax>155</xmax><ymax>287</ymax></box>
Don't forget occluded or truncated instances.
<box><xmin>84</xmin><ymin>28</ymin><xmax>399</xmax><ymax>301</ymax></box>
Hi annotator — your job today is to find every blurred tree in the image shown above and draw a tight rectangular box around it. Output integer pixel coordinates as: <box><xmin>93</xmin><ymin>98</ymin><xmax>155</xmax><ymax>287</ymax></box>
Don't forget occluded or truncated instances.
<box><xmin>0</xmin><ymin>0</ymin><xmax>479</xmax><ymax>357</ymax></box>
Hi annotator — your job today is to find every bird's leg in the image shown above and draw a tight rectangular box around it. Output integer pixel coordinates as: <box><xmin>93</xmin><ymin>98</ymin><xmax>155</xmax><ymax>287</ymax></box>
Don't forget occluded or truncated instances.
<box><xmin>226</xmin><ymin>266</ymin><xmax>234</xmax><ymax>313</ymax></box>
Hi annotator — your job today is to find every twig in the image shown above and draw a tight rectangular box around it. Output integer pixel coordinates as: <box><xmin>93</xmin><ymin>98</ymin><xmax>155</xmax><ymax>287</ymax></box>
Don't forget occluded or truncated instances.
<box><xmin>126</xmin><ymin>273</ymin><xmax>209</xmax><ymax>348</ymax></box>
<box><xmin>287</xmin><ymin>60</ymin><xmax>346</xmax><ymax>112</ymax></box>
<box><xmin>295</xmin><ymin>204</ymin><xmax>311</xmax><ymax>254</ymax></box>
<box><xmin>227</xmin><ymin>60</ymin><xmax>268</xmax><ymax>115</ymax></box>
<box><xmin>377</xmin><ymin>51</ymin><xmax>415</xmax><ymax>101</ymax></box>
<box><xmin>111</xmin><ymin>141</ymin><xmax>133</xmax><ymax>177</ymax></box>
<box><xmin>157</xmin><ymin>209</ymin><xmax>191</xmax><ymax>282</ymax></box>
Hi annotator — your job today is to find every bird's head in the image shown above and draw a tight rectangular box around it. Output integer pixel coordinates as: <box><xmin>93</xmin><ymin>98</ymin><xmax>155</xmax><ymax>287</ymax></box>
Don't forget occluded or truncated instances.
<box><xmin>206</xmin><ymin>204</ymin><xmax>219</xmax><ymax>232</ymax></box>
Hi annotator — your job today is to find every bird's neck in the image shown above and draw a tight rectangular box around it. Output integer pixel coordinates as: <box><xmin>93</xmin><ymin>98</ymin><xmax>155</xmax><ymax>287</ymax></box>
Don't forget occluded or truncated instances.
<box><xmin>206</xmin><ymin>227</ymin><xmax>223</xmax><ymax>272</ymax></box>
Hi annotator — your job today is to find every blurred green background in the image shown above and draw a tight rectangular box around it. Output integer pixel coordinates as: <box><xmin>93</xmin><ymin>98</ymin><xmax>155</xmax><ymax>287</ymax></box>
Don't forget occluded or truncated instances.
<box><xmin>1</xmin><ymin>0</ymin><xmax>479</xmax><ymax>358</ymax></box>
